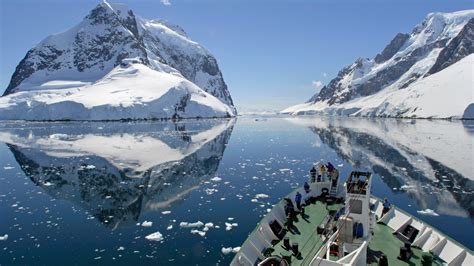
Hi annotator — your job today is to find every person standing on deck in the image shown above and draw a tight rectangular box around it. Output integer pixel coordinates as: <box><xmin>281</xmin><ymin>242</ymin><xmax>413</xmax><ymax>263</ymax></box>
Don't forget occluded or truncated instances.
<box><xmin>310</xmin><ymin>166</ymin><xmax>317</xmax><ymax>183</ymax></box>
<box><xmin>304</xmin><ymin>181</ymin><xmax>310</xmax><ymax>193</ymax></box>
<box><xmin>295</xmin><ymin>192</ymin><xmax>302</xmax><ymax>210</ymax></box>
<box><xmin>330</xmin><ymin>168</ymin><xmax>339</xmax><ymax>187</ymax></box>
<box><xmin>382</xmin><ymin>198</ymin><xmax>391</xmax><ymax>217</ymax></box>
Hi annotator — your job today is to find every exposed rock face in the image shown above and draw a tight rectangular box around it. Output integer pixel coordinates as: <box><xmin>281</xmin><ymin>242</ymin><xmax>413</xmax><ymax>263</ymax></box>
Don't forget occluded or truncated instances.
<box><xmin>428</xmin><ymin>18</ymin><xmax>474</xmax><ymax>75</ymax></box>
<box><xmin>374</xmin><ymin>33</ymin><xmax>410</xmax><ymax>64</ymax></box>
<box><xmin>2</xmin><ymin>2</ymin><xmax>234</xmax><ymax>108</ymax></box>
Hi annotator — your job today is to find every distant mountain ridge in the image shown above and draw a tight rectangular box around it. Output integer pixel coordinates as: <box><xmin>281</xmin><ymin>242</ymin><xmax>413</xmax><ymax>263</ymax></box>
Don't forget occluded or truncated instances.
<box><xmin>0</xmin><ymin>1</ymin><xmax>235</xmax><ymax>120</ymax></box>
<box><xmin>283</xmin><ymin>10</ymin><xmax>474</xmax><ymax>119</ymax></box>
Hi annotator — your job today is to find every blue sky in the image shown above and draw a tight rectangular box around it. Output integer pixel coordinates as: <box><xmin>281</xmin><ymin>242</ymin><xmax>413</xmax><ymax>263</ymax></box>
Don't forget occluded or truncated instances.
<box><xmin>1</xmin><ymin>0</ymin><xmax>472</xmax><ymax>111</ymax></box>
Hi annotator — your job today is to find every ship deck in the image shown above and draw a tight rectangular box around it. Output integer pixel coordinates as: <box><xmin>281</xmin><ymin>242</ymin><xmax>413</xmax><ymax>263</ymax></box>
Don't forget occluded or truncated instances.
<box><xmin>266</xmin><ymin>200</ymin><xmax>341</xmax><ymax>265</ymax></box>
<box><xmin>263</xmin><ymin>200</ymin><xmax>445</xmax><ymax>266</ymax></box>
<box><xmin>367</xmin><ymin>223</ymin><xmax>443</xmax><ymax>266</ymax></box>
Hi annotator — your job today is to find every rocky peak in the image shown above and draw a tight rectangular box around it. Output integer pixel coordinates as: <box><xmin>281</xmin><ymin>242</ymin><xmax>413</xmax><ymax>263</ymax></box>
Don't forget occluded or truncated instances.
<box><xmin>374</xmin><ymin>33</ymin><xmax>410</xmax><ymax>64</ymax></box>
<box><xmin>428</xmin><ymin>18</ymin><xmax>474</xmax><ymax>75</ymax></box>
<box><xmin>306</xmin><ymin>10</ymin><xmax>474</xmax><ymax>107</ymax></box>
<box><xmin>2</xmin><ymin>1</ymin><xmax>234</xmax><ymax>109</ymax></box>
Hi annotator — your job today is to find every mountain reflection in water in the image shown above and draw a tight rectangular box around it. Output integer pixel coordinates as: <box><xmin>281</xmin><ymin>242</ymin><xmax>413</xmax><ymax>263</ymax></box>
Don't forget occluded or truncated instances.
<box><xmin>288</xmin><ymin>117</ymin><xmax>474</xmax><ymax>219</ymax></box>
<box><xmin>0</xmin><ymin>119</ymin><xmax>235</xmax><ymax>229</ymax></box>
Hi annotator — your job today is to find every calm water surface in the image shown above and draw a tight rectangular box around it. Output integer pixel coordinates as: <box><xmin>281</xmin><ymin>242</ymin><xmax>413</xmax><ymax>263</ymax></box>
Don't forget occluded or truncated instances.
<box><xmin>0</xmin><ymin>116</ymin><xmax>473</xmax><ymax>265</ymax></box>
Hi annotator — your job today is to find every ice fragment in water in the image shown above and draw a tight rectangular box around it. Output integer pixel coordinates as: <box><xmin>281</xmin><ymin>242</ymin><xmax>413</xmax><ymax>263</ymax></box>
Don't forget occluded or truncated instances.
<box><xmin>145</xmin><ymin>231</ymin><xmax>163</xmax><ymax>241</ymax></box>
<box><xmin>221</xmin><ymin>247</ymin><xmax>241</xmax><ymax>255</ymax></box>
<box><xmin>210</xmin><ymin>176</ymin><xmax>222</xmax><ymax>182</ymax></box>
<box><xmin>161</xmin><ymin>211</ymin><xmax>171</xmax><ymax>215</ymax></box>
<box><xmin>417</xmin><ymin>209</ymin><xmax>439</xmax><ymax>216</ymax></box>
<box><xmin>255</xmin><ymin>193</ymin><xmax>269</xmax><ymax>199</ymax></box>
<box><xmin>0</xmin><ymin>234</ymin><xmax>8</xmax><ymax>241</ymax></box>
<box><xmin>190</xmin><ymin>229</ymin><xmax>206</xmax><ymax>237</ymax></box>
<box><xmin>179</xmin><ymin>221</ymin><xmax>204</xmax><ymax>228</ymax></box>
<box><xmin>141</xmin><ymin>221</ymin><xmax>153</xmax><ymax>227</ymax></box>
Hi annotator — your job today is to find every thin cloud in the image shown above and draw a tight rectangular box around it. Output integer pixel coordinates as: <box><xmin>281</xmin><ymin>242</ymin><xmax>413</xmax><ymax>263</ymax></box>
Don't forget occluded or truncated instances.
<box><xmin>312</xmin><ymin>80</ymin><xmax>324</xmax><ymax>90</ymax></box>
<box><xmin>161</xmin><ymin>0</ymin><xmax>171</xmax><ymax>6</ymax></box>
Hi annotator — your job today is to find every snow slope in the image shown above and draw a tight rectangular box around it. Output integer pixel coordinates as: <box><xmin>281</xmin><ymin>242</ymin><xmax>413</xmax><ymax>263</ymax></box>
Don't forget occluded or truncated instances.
<box><xmin>283</xmin><ymin>54</ymin><xmax>474</xmax><ymax>119</ymax></box>
<box><xmin>283</xmin><ymin>10</ymin><xmax>474</xmax><ymax>119</ymax></box>
<box><xmin>0</xmin><ymin>64</ymin><xmax>234</xmax><ymax>120</ymax></box>
<box><xmin>0</xmin><ymin>1</ymin><xmax>235</xmax><ymax>120</ymax></box>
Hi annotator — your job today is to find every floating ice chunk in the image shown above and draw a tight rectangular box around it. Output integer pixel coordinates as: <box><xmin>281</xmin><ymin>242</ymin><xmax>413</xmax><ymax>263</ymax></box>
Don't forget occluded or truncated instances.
<box><xmin>190</xmin><ymin>229</ymin><xmax>206</xmax><ymax>237</ymax></box>
<box><xmin>210</xmin><ymin>177</ymin><xmax>222</xmax><ymax>182</ymax></box>
<box><xmin>251</xmin><ymin>199</ymin><xmax>258</xmax><ymax>203</ymax></box>
<box><xmin>255</xmin><ymin>194</ymin><xmax>269</xmax><ymax>199</ymax></box>
<box><xmin>252</xmin><ymin>176</ymin><xmax>259</xmax><ymax>180</ymax></box>
<box><xmin>49</xmin><ymin>134</ymin><xmax>69</xmax><ymax>140</ymax></box>
<box><xmin>400</xmin><ymin>185</ymin><xmax>416</xmax><ymax>190</ymax></box>
<box><xmin>417</xmin><ymin>209</ymin><xmax>439</xmax><ymax>216</ymax></box>
<box><xmin>117</xmin><ymin>246</ymin><xmax>125</xmax><ymax>251</ymax></box>
<box><xmin>221</xmin><ymin>246</ymin><xmax>241</xmax><ymax>255</ymax></box>
<box><xmin>141</xmin><ymin>221</ymin><xmax>153</xmax><ymax>227</ymax></box>
<box><xmin>279</xmin><ymin>168</ymin><xmax>291</xmax><ymax>172</ymax></box>
<box><xmin>145</xmin><ymin>231</ymin><xmax>163</xmax><ymax>241</ymax></box>
<box><xmin>161</xmin><ymin>211</ymin><xmax>171</xmax><ymax>215</ymax></box>
<box><xmin>225</xmin><ymin>222</ymin><xmax>238</xmax><ymax>231</ymax></box>
<box><xmin>179</xmin><ymin>221</ymin><xmax>204</xmax><ymax>228</ymax></box>
<box><xmin>337</xmin><ymin>164</ymin><xmax>343</xmax><ymax>167</ymax></box>
<box><xmin>204</xmin><ymin>222</ymin><xmax>214</xmax><ymax>228</ymax></box>
<box><xmin>221</xmin><ymin>247</ymin><xmax>233</xmax><ymax>255</ymax></box>
<box><xmin>94</xmin><ymin>256</ymin><xmax>102</xmax><ymax>260</ymax></box>
<box><xmin>0</xmin><ymin>234</ymin><xmax>8</xmax><ymax>241</ymax></box>
<box><xmin>205</xmin><ymin>188</ymin><xmax>218</xmax><ymax>195</ymax></box>
<box><xmin>227</xmin><ymin>217</ymin><xmax>234</xmax><ymax>221</ymax></box>
<box><xmin>3</xmin><ymin>166</ymin><xmax>14</xmax><ymax>170</ymax></box>
<box><xmin>167</xmin><ymin>225</ymin><xmax>173</xmax><ymax>230</ymax></box>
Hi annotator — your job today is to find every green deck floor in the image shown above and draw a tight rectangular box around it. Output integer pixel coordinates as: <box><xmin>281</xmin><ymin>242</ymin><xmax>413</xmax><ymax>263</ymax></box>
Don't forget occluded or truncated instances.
<box><xmin>368</xmin><ymin>223</ymin><xmax>442</xmax><ymax>266</ymax></box>
<box><xmin>268</xmin><ymin>201</ymin><xmax>340</xmax><ymax>265</ymax></box>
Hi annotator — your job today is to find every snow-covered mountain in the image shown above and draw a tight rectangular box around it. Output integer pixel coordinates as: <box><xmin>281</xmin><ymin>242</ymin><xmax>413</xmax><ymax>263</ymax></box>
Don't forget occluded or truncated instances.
<box><xmin>282</xmin><ymin>10</ymin><xmax>474</xmax><ymax>119</ymax></box>
<box><xmin>0</xmin><ymin>1</ymin><xmax>235</xmax><ymax>120</ymax></box>
<box><xmin>0</xmin><ymin>119</ymin><xmax>235</xmax><ymax>228</ymax></box>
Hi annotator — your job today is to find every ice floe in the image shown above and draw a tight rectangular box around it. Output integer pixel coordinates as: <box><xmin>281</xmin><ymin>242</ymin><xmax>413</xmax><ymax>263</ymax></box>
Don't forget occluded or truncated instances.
<box><xmin>0</xmin><ymin>234</ymin><xmax>8</xmax><ymax>241</ymax></box>
<box><xmin>417</xmin><ymin>209</ymin><xmax>440</xmax><ymax>216</ymax></box>
<box><xmin>210</xmin><ymin>176</ymin><xmax>222</xmax><ymax>182</ymax></box>
<box><xmin>145</xmin><ymin>231</ymin><xmax>164</xmax><ymax>241</ymax></box>
<box><xmin>225</xmin><ymin>222</ymin><xmax>238</xmax><ymax>231</ymax></box>
<box><xmin>161</xmin><ymin>211</ymin><xmax>171</xmax><ymax>215</ymax></box>
<box><xmin>141</xmin><ymin>221</ymin><xmax>153</xmax><ymax>227</ymax></box>
<box><xmin>221</xmin><ymin>246</ymin><xmax>240</xmax><ymax>255</ymax></box>
<box><xmin>190</xmin><ymin>229</ymin><xmax>206</xmax><ymax>237</ymax></box>
<box><xmin>255</xmin><ymin>193</ymin><xmax>269</xmax><ymax>199</ymax></box>
<box><xmin>179</xmin><ymin>221</ymin><xmax>204</xmax><ymax>228</ymax></box>
<box><xmin>205</xmin><ymin>188</ymin><xmax>218</xmax><ymax>195</ymax></box>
